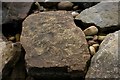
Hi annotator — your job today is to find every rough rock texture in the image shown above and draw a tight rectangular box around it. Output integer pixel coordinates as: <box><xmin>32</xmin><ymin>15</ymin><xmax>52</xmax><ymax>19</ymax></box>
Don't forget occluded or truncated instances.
<box><xmin>1</xmin><ymin>39</ymin><xmax>26</xmax><ymax>80</ymax></box>
<box><xmin>0</xmin><ymin>36</ymin><xmax>6</xmax><ymax>80</ymax></box>
<box><xmin>57</xmin><ymin>1</ymin><xmax>74</xmax><ymax>10</ymax></box>
<box><xmin>2</xmin><ymin>2</ymin><xmax>33</xmax><ymax>24</ymax></box>
<box><xmin>21</xmin><ymin>11</ymin><xmax>90</xmax><ymax>72</ymax></box>
<box><xmin>75</xmin><ymin>2</ymin><xmax>119</xmax><ymax>28</ymax></box>
<box><xmin>85</xmin><ymin>30</ymin><xmax>120</xmax><ymax>78</ymax></box>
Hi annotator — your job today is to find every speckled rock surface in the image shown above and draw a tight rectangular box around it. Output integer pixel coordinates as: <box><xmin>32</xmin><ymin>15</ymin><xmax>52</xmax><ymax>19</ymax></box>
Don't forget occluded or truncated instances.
<box><xmin>85</xmin><ymin>30</ymin><xmax>120</xmax><ymax>78</ymax></box>
<box><xmin>1</xmin><ymin>42</ymin><xmax>26</xmax><ymax>80</ymax></box>
<box><xmin>21</xmin><ymin>11</ymin><xmax>90</xmax><ymax>71</ymax></box>
<box><xmin>0</xmin><ymin>36</ymin><xmax>6</xmax><ymax>80</ymax></box>
<box><xmin>75</xmin><ymin>2</ymin><xmax>119</xmax><ymax>28</ymax></box>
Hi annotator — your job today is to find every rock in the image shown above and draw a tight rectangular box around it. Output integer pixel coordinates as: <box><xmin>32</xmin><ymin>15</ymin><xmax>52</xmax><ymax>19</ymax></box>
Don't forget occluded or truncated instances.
<box><xmin>71</xmin><ymin>11</ymin><xmax>79</xmax><ymax>18</ymax></box>
<box><xmin>92</xmin><ymin>43</ymin><xmax>99</xmax><ymax>50</ymax></box>
<box><xmin>89</xmin><ymin>46</ymin><xmax>96</xmax><ymax>56</ymax></box>
<box><xmin>85</xmin><ymin>36</ymin><xmax>94</xmax><ymax>40</ymax></box>
<box><xmin>75</xmin><ymin>2</ymin><xmax>119</xmax><ymax>29</ymax></box>
<box><xmin>15</xmin><ymin>33</ymin><xmax>20</xmax><ymax>42</ymax></box>
<box><xmin>0</xmin><ymin>35</ymin><xmax>6</xmax><ymax>80</ymax></box>
<box><xmin>2</xmin><ymin>2</ymin><xmax>33</xmax><ymax>24</ymax></box>
<box><xmin>73</xmin><ymin>2</ymin><xmax>99</xmax><ymax>10</ymax></box>
<box><xmin>86</xmin><ymin>30</ymin><xmax>120</xmax><ymax>78</ymax></box>
<box><xmin>21</xmin><ymin>11</ymin><xmax>90</xmax><ymax>78</ymax></box>
<box><xmin>84</xmin><ymin>26</ymin><xmax>98</xmax><ymax>36</ymax></box>
<box><xmin>1</xmin><ymin>39</ymin><xmax>26</xmax><ymax>80</ymax></box>
<box><xmin>88</xmin><ymin>40</ymin><xmax>98</xmax><ymax>46</ymax></box>
<box><xmin>57</xmin><ymin>1</ymin><xmax>74</xmax><ymax>10</ymax></box>
<box><xmin>93</xmin><ymin>35</ymin><xmax>98</xmax><ymax>41</ymax></box>
<box><xmin>0</xmin><ymin>1</ymin><xmax>2</xmax><ymax>25</ymax></box>
<box><xmin>97</xmin><ymin>35</ymin><xmax>106</xmax><ymax>41</ymax></box>
<box><xmin>8</xmin><ymin>36</ymin><xmax>15</xmax><ymax>41</ymax></box>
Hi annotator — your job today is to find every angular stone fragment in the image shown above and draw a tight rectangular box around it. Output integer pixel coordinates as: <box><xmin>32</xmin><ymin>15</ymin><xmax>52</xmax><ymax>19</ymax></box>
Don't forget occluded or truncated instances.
<box><xmin>75</xmin><ymin>2</ymin><xmax>119</xmax><ymax>29</ymax></box>
<box><xmin>21</xmin><ymin>11</ymin><xmax>90</xmax><ymax>72</ymax></box>
<box><xmin>2</xmin><ymin>41</ymin><xmax>26</xmax><ymax>80</ymax></box>
<box><xmin>0</xmin><ymin>36</ymin><xmax>6</xmax><ymax>80</ymax></box>
<box><xmin>86</xmin><ymin>30</ymin><xmax>120</xmax><ymax>78</ymax></box>
<box><xmin>2</xmin><ymin>2</ymin><xmax>33</xmax><ymax>24</ymax></box>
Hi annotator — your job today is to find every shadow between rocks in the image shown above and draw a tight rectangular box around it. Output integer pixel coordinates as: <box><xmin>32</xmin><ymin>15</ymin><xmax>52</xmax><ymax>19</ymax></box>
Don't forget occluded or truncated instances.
<box><xmin>27</xmin><ymin>67</ymin><xmax>85</xmax><ymax>80</ymax></box>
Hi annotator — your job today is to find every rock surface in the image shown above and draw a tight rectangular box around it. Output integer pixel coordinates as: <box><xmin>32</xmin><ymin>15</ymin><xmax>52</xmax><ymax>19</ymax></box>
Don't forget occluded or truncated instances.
<box><xmin>21</xmin><ymin>11</ymin><xmax>90</xmax><ymax>72</ymax></box>
<box><xmin>85</xmin><ymin>30</ymin><xmax>120</xmax><ymax>78</ymax></box>
<box><xmin>2</xmin><ymin>42</ymin><xmax>26</xmax><ymax>80</ymax></box>
<box><xmin>0</xmin><ymin>35</ymin><xmax>6</xmax><ymax>80</ymax></box>
<box><xmin>2</xmin><ymin>2</ymin><xmax>33</xmax><ymax>24</ymax></box>
<box><xmin>57</xmin><ymin>1</ymin><xmax>74</xmax><ymax>10</ymax></box>
<box><xmin>75</xmin><ymin>2</ymin><xmax>119</xmax><ymax>28</ymax></box>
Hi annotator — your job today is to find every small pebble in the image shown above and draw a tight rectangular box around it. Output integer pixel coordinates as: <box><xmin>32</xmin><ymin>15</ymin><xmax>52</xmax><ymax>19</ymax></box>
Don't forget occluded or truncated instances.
<box><xmin>57</xmin><ymin>1</ymin><xmax>74</xmax><ymax>10</ymax></box>
<box><xmin>88</xmin><ymin>40</ymin><xmax>98</xmax><ymax>46</ymax></box>
<box><xmin>71</xmin><ymin>11</ymin><xmax>79</xmax><ymax>18</ymax></box>
<box><xmin>15</xmin><ymin>34</ymin><xmax>20</xmax><ymax>42</ymax></box>
<box><xmin>85</xmin><ymin>36</ymin><xmax>94</xmax><ymax>40</ymax></box>
<box><xmin>73</xmin><ymin>5</ymin><xmax>79</xmax><ymax>10</ymax></box>
<box><xmin>84</xmin><ymin>26</ymin><xmax>98</xmax><ymax>36</ymax></box>
<box><xmin>92</xmin><ymin>43</ymin><xmax>99</xmax><ymax>50</ymax></box>
<box><xmin>8</xmin><ymin>36</ymin><xmax>15</xmax><ymax>41</ymax></box>
<box><xmin>98</xmin><ymin>35</ymin><xmax>106</xmax><ymax>41</ymax></box>
<box><xmin>93</xmin><ymin>35</ymin><xmax>98</xmax><ymax>41</ymax></box>
<box><xmin>89</xmin><ymin>46</ymin><xmax>96</xmax><ymax>55</ymax></box>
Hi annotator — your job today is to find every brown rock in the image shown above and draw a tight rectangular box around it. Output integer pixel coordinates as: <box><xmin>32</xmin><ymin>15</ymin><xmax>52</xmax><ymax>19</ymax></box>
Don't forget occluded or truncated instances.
<box><xmin>86</xmin><ymin>30</ymin><xmax>120</xmax><ymax>78</ymax></box>
<box><xmin>57</xmin><ymin>1</ymin><xmax>74</xmax><ymax>10</ymax></box>
<box><xmin>1</xmin><ymin>39</ymin><xmax>26</xmax><ymax>80</ymax></box>
<box><xmin>84</xmin><ymin>26</ymin><xmax>98</xmax><ymax>36</ymax></box>
<box><xmin>21</xmin><ymin>11</ymin><xmax>90</xmax><ymax>72</ymax></box>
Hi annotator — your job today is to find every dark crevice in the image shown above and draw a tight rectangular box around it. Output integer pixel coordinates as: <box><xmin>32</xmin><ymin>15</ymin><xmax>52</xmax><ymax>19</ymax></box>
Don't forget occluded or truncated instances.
<box><xmin>74</xmin><ymin>19</ymin><xmax>120</xmax><ymax>35</ymax></box>
<box><xmin>27</xmin><ymin>67</ymin><xmax>85</xmax><ymax>80</ymax></box>
<box><xmin>74</xmin><ymin>19</ymin><xmax>99</xmax><ymax>30</ymax></box>
<box><xmin>27</xmin><ymin>2</ymin><xmax>41</xmax><ymax>16</ymax></box>
<box><xmin>73</xmin><ymin>2</ymin><xmax>99</xmax><ymax>11</ymax></box>
<box><xmin>99</xmin><ymin>25</ymin><xmax>120</xmax><ymax>34</ymax></box>
<box><xmin>84</xmin><ymin>55</ymin><xmax>93</xmax><ymax>77</ymax></box>
<box><xmin>2</xmin><ymin>19</ymin><xmax>23</xmax><ymax>42</ymax></box>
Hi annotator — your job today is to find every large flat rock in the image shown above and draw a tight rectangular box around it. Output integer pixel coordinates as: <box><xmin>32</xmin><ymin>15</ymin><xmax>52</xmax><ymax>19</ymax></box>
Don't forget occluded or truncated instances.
<box><xmin>85</xmin><ymin>30</ymin><xmax>120</xmax><ymax>78</ymax></box>
<box><xmin>75</xmin><ymin>1</ymin><xmax>119</xmax><ymax>28</ymax></box>
<box><xmin>21</xmin><ymin>11</ymin><xmax>90</xmax><ymax>71</ymax></box>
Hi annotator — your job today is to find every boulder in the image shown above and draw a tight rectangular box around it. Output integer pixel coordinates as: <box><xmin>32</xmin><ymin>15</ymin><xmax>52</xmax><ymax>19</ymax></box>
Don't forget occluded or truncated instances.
<box><xmin>75</xmin><ymin>1</ymin><xmax>119</xmax><ymax>29</ymax></box>
<box><xmin>85</xmin><ymin>30</ymin><xmax>120</xmax><ymax>78</ymax></box>
<box><xmin>2</xmin><ymin>2</ymin><xmax>33</xmax><ymax>24</ymax></box>
<box><xmin>21</xmin><ymin>11</ymin><xmax>90</xmax><ymax>79</ymax></box>
<box><xmin>0</xmin><ymin>36</ymin><xmax>6</xmax><ymax>80</ymax></box>
<box><xmin>0</xmin><ymin>36</ymin><xmax>26</xmax><ymax>80</ymax></box>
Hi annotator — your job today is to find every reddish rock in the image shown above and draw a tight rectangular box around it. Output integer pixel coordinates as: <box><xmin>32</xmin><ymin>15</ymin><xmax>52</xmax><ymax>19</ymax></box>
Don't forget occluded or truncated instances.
<box><xmin>21</xmin><ymin>11</ymin><xmax>90</xmax><ymax>72</ymax></box>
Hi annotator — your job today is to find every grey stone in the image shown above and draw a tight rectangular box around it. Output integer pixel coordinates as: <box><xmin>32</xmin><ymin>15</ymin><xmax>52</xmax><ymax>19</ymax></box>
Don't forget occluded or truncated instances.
<box><xmin>75</xmin><ymin>2</ymin><xmax>119</xmax><ymax>28</ymax></box>
<box><xmin>21</xmin><ymin>11</ymin><xmax>90</xmax><ymax>72</ymax></box>
<box><xmin>2</xmin><ymin>2</ymin><xmax>33</xmax><ymax>24</ymax></box>
<box><xmin>43</xmin><ymin>0</ymin><xmax>120</xmax><ymax>2</ymax></box>
<box><xmin>85</xmin><ymin>30</ymin><xmax>120</xmax><ymax>78</ymax></box>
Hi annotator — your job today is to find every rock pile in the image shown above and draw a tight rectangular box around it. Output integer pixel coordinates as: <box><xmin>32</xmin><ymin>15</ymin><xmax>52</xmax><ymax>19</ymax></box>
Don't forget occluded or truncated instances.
<box><xmin>1</xmin><ymin>1</ymin><xmax>120</xmax><ymax>80</ymax></box>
